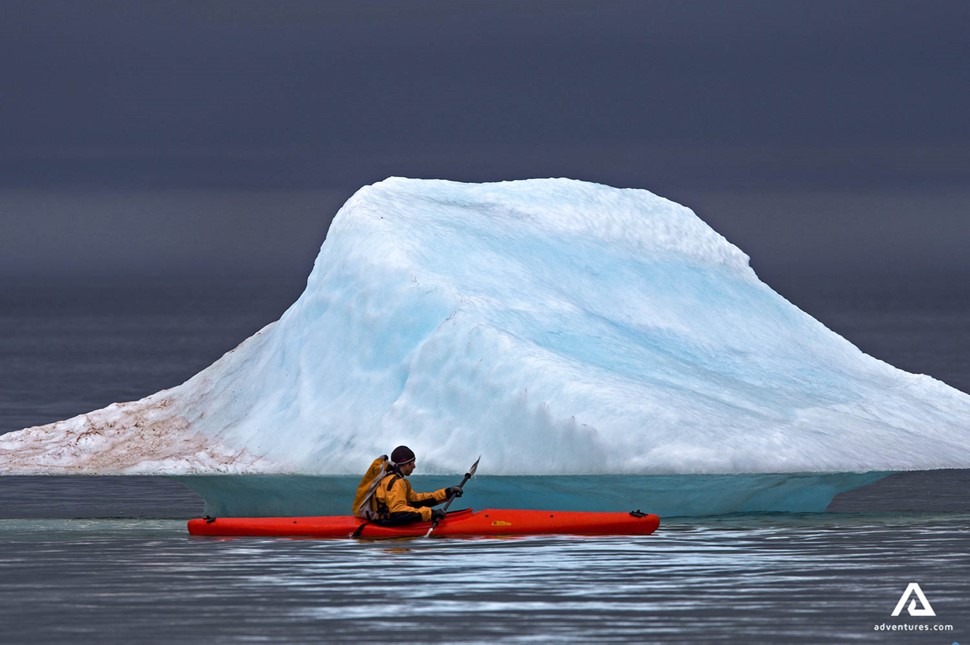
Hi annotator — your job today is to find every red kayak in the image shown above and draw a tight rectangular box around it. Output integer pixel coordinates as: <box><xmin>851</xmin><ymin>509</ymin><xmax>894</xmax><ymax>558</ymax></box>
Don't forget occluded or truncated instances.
<box><xmin>187</xmin><ymin>508</ymin><xmax>660</xmax><ymax>539</ymax></box>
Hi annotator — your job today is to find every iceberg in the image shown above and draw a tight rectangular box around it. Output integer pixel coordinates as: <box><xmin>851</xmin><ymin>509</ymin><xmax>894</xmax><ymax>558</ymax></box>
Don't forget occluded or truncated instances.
<box><xmin>2</xmin><ymin>178</ymin><xmax>969</xmax><ymax>515</ymax></box>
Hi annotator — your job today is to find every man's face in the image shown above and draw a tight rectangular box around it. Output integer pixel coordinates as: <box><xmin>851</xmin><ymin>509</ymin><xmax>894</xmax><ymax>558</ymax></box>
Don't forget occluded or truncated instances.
<box><xmin>401</xmin><ymin>461</ymin><xmax>416</xmax><ymax>476</ymax></box>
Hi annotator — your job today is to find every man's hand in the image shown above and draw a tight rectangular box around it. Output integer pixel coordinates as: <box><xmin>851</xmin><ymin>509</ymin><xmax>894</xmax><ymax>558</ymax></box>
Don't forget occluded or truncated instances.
<box><xmin>446</xmin><ymin>486</ymin><xmax>463</xmax><ymax>498</ymax></box>
<box><xmin>431</xmin><ymin>508</ymin><xmax>447</xmax><ymax>522</ymax></box>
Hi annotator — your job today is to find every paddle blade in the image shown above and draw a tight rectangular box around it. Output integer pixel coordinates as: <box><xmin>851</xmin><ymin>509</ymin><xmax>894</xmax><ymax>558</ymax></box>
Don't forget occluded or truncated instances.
<box><xmin>467</xmin><ymin>456</ymin><xmax>481</xmax><ymax>478</ymax></box>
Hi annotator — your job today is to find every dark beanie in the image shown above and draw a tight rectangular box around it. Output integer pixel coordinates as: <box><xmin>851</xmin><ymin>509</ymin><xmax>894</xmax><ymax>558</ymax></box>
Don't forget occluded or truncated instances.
<box><xmin>390</xmin><ymin>445</ymin><xmax>416</xmax><ymax>466</ymax></box>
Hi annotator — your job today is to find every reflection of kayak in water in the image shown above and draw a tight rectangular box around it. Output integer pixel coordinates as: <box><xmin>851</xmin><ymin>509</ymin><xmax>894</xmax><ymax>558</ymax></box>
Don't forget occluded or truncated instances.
<box><xmin>187</xmin><ymin>508</ymin><xmax>660</xmax><ymax>539</ymax></box>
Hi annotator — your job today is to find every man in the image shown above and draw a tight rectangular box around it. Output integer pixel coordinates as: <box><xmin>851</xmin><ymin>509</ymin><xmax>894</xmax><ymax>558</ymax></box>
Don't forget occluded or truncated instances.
<box><xmin>371</xmin><ymin>445</ymin><xmax>462</xmax><ymax>525</ymax></box>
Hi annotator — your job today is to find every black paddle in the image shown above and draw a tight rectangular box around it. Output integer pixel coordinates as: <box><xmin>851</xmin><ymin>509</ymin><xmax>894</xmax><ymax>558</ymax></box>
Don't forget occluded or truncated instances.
<box><xmin>425</xmin><ymin>456</ymin><xmax>480</xmax><ymax>538</ymax></box>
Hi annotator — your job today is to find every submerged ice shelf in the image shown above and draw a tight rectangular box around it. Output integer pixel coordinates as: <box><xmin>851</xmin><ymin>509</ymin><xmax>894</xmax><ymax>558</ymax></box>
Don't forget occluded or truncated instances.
<box><xmin>2</xmin><ymin>177</ymin><xmax>969</xmax><ymax>515</ymax></box>
<box><xmin>175</xmin><ymin>472</ymin><xmax>891</xmax><ymax>518</ymax></box>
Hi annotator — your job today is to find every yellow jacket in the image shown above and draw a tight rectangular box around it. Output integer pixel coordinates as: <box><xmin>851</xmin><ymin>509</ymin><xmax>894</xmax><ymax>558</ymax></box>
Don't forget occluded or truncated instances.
<box><xmin>373</xmin><ymin>472</ymin><xmax>449</xmax><ymax>523</ymax></box>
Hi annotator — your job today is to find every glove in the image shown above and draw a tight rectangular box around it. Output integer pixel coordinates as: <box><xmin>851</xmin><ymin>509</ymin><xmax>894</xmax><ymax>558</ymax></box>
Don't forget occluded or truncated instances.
<box><xmin>431</xmin><ymin>508</ymin><xmax>446</xmax><ymax>522</ymax></box>
<box><xmin>446</xmin><ymin>486</ymin><xmax>463</xmax><ymax>498</ymax></box>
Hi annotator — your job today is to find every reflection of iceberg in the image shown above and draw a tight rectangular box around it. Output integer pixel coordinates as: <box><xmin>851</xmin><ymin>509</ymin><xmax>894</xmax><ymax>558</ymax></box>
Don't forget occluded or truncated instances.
<box><xmin>3</xmin><ymin>178</ymin><xmax>969</xmax><ymax>515</ymax></box>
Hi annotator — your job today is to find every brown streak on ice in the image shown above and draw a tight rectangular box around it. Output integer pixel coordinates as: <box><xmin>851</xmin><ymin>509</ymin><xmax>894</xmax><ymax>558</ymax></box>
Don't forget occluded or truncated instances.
<box><xmin>0</xmin><ymin>394</ymin><xmax>265</xmax><ymax>475</ymax></box>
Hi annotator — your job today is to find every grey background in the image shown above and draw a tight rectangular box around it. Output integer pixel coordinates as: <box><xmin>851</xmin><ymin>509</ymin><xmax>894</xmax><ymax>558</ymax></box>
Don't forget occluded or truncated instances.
<box><xmin>1</xmin><ymin>0</ymin><xmax>967</xmax><ymax>295</ymax></box>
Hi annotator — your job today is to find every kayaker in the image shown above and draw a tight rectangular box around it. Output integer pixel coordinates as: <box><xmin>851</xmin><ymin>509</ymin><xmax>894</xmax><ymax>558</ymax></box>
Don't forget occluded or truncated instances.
<box><xmin>371</xmin><ymin>445</ymin><xmax>462</xmax><ymax>526</ymax></box>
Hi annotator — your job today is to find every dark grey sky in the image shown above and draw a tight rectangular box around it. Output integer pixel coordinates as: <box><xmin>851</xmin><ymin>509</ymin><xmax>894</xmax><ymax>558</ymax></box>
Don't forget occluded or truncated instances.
<box><xmin>2</xmin><ymin>0</ymin><xmax>968</xmax><ymax>290</ymax></box>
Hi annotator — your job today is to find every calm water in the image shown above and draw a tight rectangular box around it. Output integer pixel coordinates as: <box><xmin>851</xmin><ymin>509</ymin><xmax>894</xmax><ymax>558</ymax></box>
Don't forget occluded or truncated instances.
<box><xmin>0</xmin><ymin>511</ymin><xmax>967</xmax><ymax>644</ymax></box>
<box><xmin>1</xmin><ymin>280</ymin><xmax>969</xmax><ymax>643</ymax></box>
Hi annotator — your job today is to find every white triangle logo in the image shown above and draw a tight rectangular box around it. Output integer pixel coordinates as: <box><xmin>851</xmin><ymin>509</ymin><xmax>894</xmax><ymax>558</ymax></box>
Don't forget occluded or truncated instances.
<box><xmin>891</xmin><ymin>582</ymin><xmax>936</xmax><ymax>617</ymax></box>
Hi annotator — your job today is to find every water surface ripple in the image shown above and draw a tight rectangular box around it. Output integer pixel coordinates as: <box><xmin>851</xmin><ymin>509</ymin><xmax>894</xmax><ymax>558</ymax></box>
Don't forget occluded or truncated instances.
<box><xmin>1</xmin><ymin>514</ymin><xmax>967</xmax><ymax>643</ymax></box>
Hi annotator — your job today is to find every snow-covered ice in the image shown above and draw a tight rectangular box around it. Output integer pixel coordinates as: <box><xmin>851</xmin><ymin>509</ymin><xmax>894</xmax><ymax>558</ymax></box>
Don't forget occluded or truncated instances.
<box><xmin>3</xmin><ymin>178</ymin><xmax>969</xmax><ymax>487</ymax></box>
